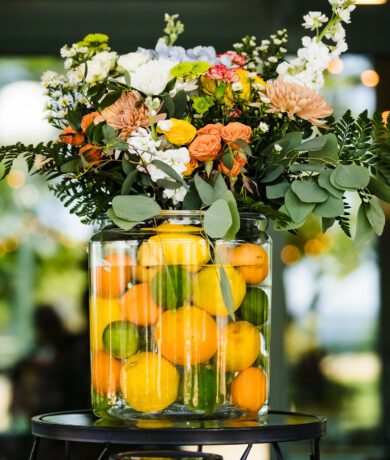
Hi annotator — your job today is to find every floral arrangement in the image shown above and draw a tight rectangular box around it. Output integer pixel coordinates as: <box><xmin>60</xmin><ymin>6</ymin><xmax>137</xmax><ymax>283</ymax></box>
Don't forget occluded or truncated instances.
<box><xmin>0</xmin><ymin>1</ymin><xmax>389</xmax><ymax>243</ymax></box>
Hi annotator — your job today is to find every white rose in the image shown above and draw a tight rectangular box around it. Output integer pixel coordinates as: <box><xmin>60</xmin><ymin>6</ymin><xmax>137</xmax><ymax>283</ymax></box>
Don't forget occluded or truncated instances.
<box><xmin>117</xmin><ymin>52</ymin><xmax>150</xmax><ymax>73</ymax></box>
<box><xmin>131</xmin><ymin>59</ymin><xmax>176</xmax><ymax>96</ymax></box>
<box><xmin>84</xmin><ymin>51</ymin><xmax>117</xmax><ymax>83</ymax></box>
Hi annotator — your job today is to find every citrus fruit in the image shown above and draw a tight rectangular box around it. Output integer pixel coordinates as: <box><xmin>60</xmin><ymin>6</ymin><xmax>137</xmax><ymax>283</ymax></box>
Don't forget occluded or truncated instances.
<box><xmin>90</xmin><ymin>297</ymin><xmax>122</xmax><ymax>351</ymax></box>
<box><xmin>192</xmin><ymin>265</ymin><xmax>246</xmax><ymax>317</ymax></box>
<box><xmin>141</xmin><ymin>223</ymin><xmax>201</xmax><ymax>233</ymax></box>
<box><xmin>102</xmin><ymin>321</ymin><xmax>139</xmax><ymax>359</ymax></box>
<box><xmin>120</xmin><ymin>352</ymin><xmax>179</xmax><ymax>412</ymax></box>
<box><xmin>91</xmin><ymin>350</ymin><xmax>121</xmax><ymax>396</ymax></box>
<box><xmin>231</xmin><ymin>367</ymin><xmax>267</xmax><ymax>412</ymax></box>
<box><xmin>230</xmin><ymin>243</ymin><xmax>269</xmax><ymax>285</ymax></box>
<box><xmin>219</xmin><ymin>321</ymin><xmax>260</xmax><ymax>372</ymax></box>
<box><xmin>238</xmin><ymin>287</ymin><xmax>269</xmax><ymax>326</ymax></box>
<box><xmin>122</xmin><ymin>283</ymin><xmax>161</xmax><ymax>326</ymax></box>
<box><xmin>137</xmin><ymin>233</ymin><xmax>210</xmax><ymax>269</ymax></box>
<box><xmin>154</xmin><ymin>306</ymin><xmax>218</xmax><ymax>365</ymax></box>
<box><xmin>92</xmin><ymin>253</ymin><xmax>133</xmax><ymax>298</ymax></box>
<box><xmin>180</xmin><ymin>364</ymin><xmax>220</xmax><ymax>414</ymax></box>
<box><xmin>150</xmin><ymin>265</ymin><xmax>191</xmax><ymax>309</ymax></box>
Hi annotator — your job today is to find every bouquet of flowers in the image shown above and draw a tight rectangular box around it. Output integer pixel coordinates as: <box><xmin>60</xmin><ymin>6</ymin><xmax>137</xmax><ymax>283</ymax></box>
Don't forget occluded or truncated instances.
<box><xmin>0</xmin><ymin>1</ymin><xmax>389</xmax><ymax>243</ymax></box>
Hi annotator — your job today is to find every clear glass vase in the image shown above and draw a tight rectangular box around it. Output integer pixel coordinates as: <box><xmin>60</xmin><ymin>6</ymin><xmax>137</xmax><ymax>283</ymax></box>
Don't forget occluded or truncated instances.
<box><xmin>89</xmin><ymin>211</ymin><xmax>272</xmax><ymax>420</ymax></box>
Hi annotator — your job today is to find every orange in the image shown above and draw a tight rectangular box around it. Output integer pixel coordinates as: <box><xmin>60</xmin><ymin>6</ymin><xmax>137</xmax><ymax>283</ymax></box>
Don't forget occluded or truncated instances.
<box><xmin>89</xmin><ymin>297</ymin><xmax>122</xmax><ymax>351</ymax></box>
<box><xmin>230</xmin><ymin>243</ymin><xmax>269</xmax><ymax>285</ymax></box>
<box><xmin>219</xmin><ymin>321</ymin><xmax>260</xmax><ymax>372</ymax></box>
<box><xmin>92</xmin><ymin>253</ymin><xmax>133</xmax><ymax>298</ymax></box>
<box><xmin>154</xmin><ymin>306</ymin><xmax>218</xmax><ymax>365</ymax></box>
<box><xmin>280</xmin><ymin>244</ymin><xmax>301</xmax><ymax>265</ymax></box>
<box><xmin>304</xmin><ymin>238</ymin><xmax>325</xmax><ymax>257</ymax></box>
<box><xmin>122</xmin><ymin>282</ymin><xmax>161</xmax><ymax>326</ymax></box>
<box><xmin>91</xmin><ymin>350</ymin><xmax>121</xmax><ymax>396</ymax></box>
<box><xmin>231</xmin><ymin>367</ymin><xmax>267</xmax><ymax>412</ymax></box>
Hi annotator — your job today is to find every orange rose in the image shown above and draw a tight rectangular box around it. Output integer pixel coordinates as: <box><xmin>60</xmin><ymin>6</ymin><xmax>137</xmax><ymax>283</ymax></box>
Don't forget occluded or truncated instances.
<box><xmin>79</xmin><ymin>144</ymin><xmax>103</xmax><ymax>164</ymax></box>
<box><xmin>81</xmin><ymin>111</ymin><xmax>101</xmax><ymax>132</ymax></box>
<box><xmin>197</xmin><ymin>123</ymin><xmax>223</xmax><ymax>136</ymax></box>
<box><xmin>58</xmin><ymin>126</ymin><xmax>85</xmax><ymax>146</ymax></box>
<box><xmin>219</xmin><ymin>153</ymin><xmax>247</xmax><ymax>177</ymax></box>
<box><xmin>189</xmin><ymin>134</ymin><xmax>222</xmax><ymax>162</ymax></box>
<box><xmin>221</xmin><ymin>122</ymin><xmax>253</xmax><ymax>148</ymax></box>
<box><xmin>183</xmin><ymin>157</ymin><xmax>199</xmax><ymax>176</ymax></box>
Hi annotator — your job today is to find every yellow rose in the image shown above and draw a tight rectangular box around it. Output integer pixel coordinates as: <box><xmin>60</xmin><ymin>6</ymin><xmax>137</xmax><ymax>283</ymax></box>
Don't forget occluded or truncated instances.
<box><xmin>200</xmin><ymin>75</ymin><xmax>217</xmax><ymax>97</ymax></box>
<box><xmin>157</xmin><ymin>118</ymin><xmax>197</xmax><ymax>145</ymax></box>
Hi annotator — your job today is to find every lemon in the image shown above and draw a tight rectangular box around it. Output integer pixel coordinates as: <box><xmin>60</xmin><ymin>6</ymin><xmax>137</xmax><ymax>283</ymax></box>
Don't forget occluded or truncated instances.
<box><xmin>137</xmin><ymin>233</ymin><xmax>210</xmax><ymax>269</ymax></box>
<box><xmin>192</xmin><ymin>265</ymin><xmax>246</xmax><ymax>316</ymax></box>
<box><xmin>90</xmin><ymin>297</ymin><xmax>122</xmax><ymax>351</ymax></box>
<box><xmin>220</xmin><ymin>321</ymin><xmax>260</xmax><ymax>372</ymax></box>
<box><xmin>141</xmin><ymin>223</ymin><xmax>201</xmax><ymax>233</ymax></box>
<box><xmin>120</xmin><ymin>352</ymin><xmax>179</xmax><ymax>413</ymax></box>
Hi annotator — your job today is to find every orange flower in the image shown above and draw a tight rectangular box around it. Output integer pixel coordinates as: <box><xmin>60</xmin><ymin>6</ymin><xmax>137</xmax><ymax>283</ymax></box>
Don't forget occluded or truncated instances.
<box><xmin>219</xmin><ymin>153</ymin><xmax>247</xmax><ymax>177</ymax></box>
<box><xmin>100</xmin><ymin>90</ymin><xmax>155</xmax><ymax>138</ymax></box>
<box><xmin>79</xmin><ymin>144</ymin><xmax>103</xmax><ymax>164</ymax></box>
<box><xmin>197</xmin><ymin>123</ymin><xmax>223</xmax><ymax>136</ymax></box>
<box><xmin>58</xmin><ymin>126</ymin><xmax>84</xmax><ymax>146</ymax></box>
<box><xmin>221</xmin><ymin>122</ymin><xmax>252</xmax><ymax>147</ymax></box>
<box><xmin>81</xmin><ymin>111</ymin><xmax>101</xmax><ymax>132</ymax></box>
<box><xmin>183</xmin><ymin>157</ymin><xmax>198</xmax><ymax>176</ymax></box>
<box><xmin>189</xmin><ymin>134</ymin><xmax>222</xmax><ymax>162</ymax></box>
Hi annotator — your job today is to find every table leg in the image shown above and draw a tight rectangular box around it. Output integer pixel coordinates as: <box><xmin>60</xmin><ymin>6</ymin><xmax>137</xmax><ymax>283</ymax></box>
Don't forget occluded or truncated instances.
<box><xmin>272</xmin><ymin>443</ymin><xmax>284</xmax><ymax>460</ymax></box>
<box><xmin>240</xmin><ymin>444</ymin><xmax>252</xmax><ymax>460</ymax></box>
<box><xmin>311</xmin><ymin>438</ymin><xmax>321</xmax><ymax>460</ymax></box>
<box><xmin>28</xmin><ymin>437</ymin><xmax>40</xmax><ymax>460</ymax></box>
<box><xmin>97</xmin><ymin>443</ymin><xmax>110</xmax><ymax>460</ymax></box>
<box><xmin>197</xmin><ymin>445</ymin><xmax>203</xmax><ymax>452</ymax></box>
<box><xmin>64</xmin><ymin>441</ymin><xmax>70</xmax><ymax>459</ymax></box>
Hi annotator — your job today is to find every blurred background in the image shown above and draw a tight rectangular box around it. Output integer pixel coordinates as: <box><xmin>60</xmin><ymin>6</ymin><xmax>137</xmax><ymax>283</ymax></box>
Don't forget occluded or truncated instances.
<box><xmin>0</xmin><ymin>1</ymin><xmax>389</xmax><ymax>459</ymax></box>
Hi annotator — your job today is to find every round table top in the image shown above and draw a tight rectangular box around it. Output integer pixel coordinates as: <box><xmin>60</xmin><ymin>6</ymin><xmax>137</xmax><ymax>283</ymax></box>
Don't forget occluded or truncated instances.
<box><xmin>31</xmin><ymin>410</ymin><xmax>326</xmax><ymax>446</ymax></box>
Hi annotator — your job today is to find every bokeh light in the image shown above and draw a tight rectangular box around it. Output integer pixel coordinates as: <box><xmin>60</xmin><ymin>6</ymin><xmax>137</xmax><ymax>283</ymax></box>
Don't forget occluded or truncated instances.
<box><xmin>328</xmin><ymin>58</ymin><xmax>344</xmax><ymax>74</ymax></box>
<box><xmin>361</xmin><ymin>69</ymin><xmax>380</xmax><ymax>87</ymax></box>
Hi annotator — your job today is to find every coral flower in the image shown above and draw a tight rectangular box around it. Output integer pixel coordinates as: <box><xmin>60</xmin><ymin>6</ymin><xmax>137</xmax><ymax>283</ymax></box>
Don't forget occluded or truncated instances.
<box><xmin>99</xmin><ymin>90</ymin><xmax>164</xmax><ymax>138</ymax></box>
<box><xmin>264</xmin><ymin>77</ymin><xmax>333</xmax><ymax>126</ymax></box>
<box><xmin>79</xmin><ymin>144</ymin><xmax>103</xmax><ymax>164</ymax></box>
<box><xmin>183</xmin><ymin>157</ymin><xmax>199</xmax><ymax>176</ymax></box>
<box><xmin>197</xmin><ymin>123</ymin><xmax>223</xmax><ymax>136</ymax></box>
<box><xmin>58</xmin><ymin>126</ymin><xmax>85</xmax><ymax>146</ymax></box>
<box><xmin>206</xmin><ymin>64</ymin><xmax>239</xmax><ymax>83</ymax></box>
<box><xmin>221</xmin><ymin>122</ymin><xmax>253</xmax><ymax>147</ymax></box>
<box><xmin>81</xmin><ymin>111</ymin><xmax>101</xmax><ymax>132</ymax></box>
<box><xmin>218</xmin><ymin>52</ymin><xmax>247</xmax><ymax>67</ymax></box>
<box><xmin>219</xmin><ymin>153</ymin><xmax>247</xmax><ymax>177</ymax></box>
<box><xmin>189</xmin><ymin>134</ymin><xmax>222</xmax><ymax>162</ymax></box>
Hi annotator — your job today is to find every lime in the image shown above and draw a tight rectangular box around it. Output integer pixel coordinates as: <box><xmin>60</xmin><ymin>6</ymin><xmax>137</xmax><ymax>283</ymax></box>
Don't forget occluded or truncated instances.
<box><xmin>180</xmin><ymin>364</ymin><xmax>220</xmax><ymax>414</ymax></box>
<box><xmin>238</xmin><ymin>287</ymin><xmax>268</xmax><ymax>326</ymax></box>
<box><xmin>150</xmin><ymin>265</ymin><xmax>191</xmax><ymax>309</ymax></box>
<box><xmin>102</xmin><ymin>321</ymin><xmax>139</xmax><ymax>359</ymax></box>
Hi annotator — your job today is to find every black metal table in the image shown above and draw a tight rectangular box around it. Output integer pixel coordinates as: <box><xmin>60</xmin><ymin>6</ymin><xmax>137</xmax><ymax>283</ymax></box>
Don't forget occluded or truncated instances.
<box><xmin>29</xmin><ymin>410</ymin><xmax>326</xmax><ymax>460</ymax></box>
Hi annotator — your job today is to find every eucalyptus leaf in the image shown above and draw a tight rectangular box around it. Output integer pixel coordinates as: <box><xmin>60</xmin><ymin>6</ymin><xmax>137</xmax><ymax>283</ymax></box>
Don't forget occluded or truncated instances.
<box><xmin>289</xmin><ymin>163</ymin><xmax>325</xmax><ymax>173</ymax></box>
<box><xmin>112</xmin><ymin>195</ymin><xmax>161</xmax><ymax>222</ymax></box>
<box><xmin>99</xmin><ymin>90</ymin><xmax>122</xmax><ymax>110</ymax></box>
<box><xmin>368</xmin><ymin>176</ymin><xmax>390</xmax><ymax>202</ymax></box>
<box><xmin>194</xmin><ymin>174</ymin><xmax>215</xmax><ymax>205</ymax></box>
<box><xmin>318</xmin><ymin>169</ymin><xmax>344</xmax><ymax>198</ymax></box>
<box><xmin>293</xmin><ymin>135</ymin><xmax>328</xmax><ymax>152</ymax></box>
<box><xmin>222</xmin><ymin>153</ymin><xmax>234</xmax><ymax>169</ymax></box>
<box><xmin>106</xmin><ymin>208</ymin><xmax>138</xmax><ymax>230</ymax></box>
<box><xmin>285</xmin><ymin>189</ymin><xmax>315</xmax><ymax>223</ymax></box>
<box><xmin>354</xmin><ymin>203</ymin><xmax>373</xmax><ymax>247</ymax></box>
<box><xmin>156</xmin><ymin>178</ymin><xmax>182</xmax><ymax>189</ymax></box>
<box><xmin>60</xmin><ymin>159</ymin><xmax>83</xmax><ymax>173</ymax></box>
<box><xmin>182</xmin><ymin>181</ymin><xmax>202</xmax><ymax>210</ymax></box>
<box><xmin>124</xmin><ymin>70</ymin><xmax>131</xmax><ymax>88</ymax></box>
<box><xmin>277</xmin><ymin>131</ymin><xmax>303</xmax><ymax>154</ymax></box>
<box><xmin>122</xmin><ymin>160</ymin><xmax>136</xmax><ymax>175</ymax></box>
<box><xmin>274</xmin><ymin>204</ymin><xmax>305</xmax><ymax>230</ymax></box>
<box><xmin>102</xmin><ymin>125</ymin><xmax>117</xmax><ymax>142</ymax></box>
<box><xmin>291</xmin><ymin>180</ymin><xmax>329</xmax><ymax>203</ymax></box>
<box><xmin>233</xmin><ymin>139</ymin><xmax>253</xmax><ymax>156</ymax></box>
<box><xmin>173</xmin><ymin>90</ymin><xmax>188</xmax><ymax>118</ymax></box>
<box><xmin>213</xmin><ymin>173</ymin><xmax>229</xmax><ymax>200</ymax></box>
<box><xmin>313</xmin><ymin>196</ymin><xmax>345</xmax><ymax>218</ymax></box>
<box><xmin>260</xmin><ymin>165</ymin><xmax>284</xmax><ymax>184</ymax></box>
<box><xmin>121</xmin><ymin>169</ymin><xmax>138</xmax><ymax>195</ymax></box>
<box><xmin>151</xmin><ymin>160</ymin><xmax>187</xmax><ymax>187</ymax></box>
<box><xmin>218</xmin><ymin>266</ymin><xmax>235</xmax><ymax>320</ymax></box>
<box><xmin>365</xmin><ymin>197</ymin><xmax>385</xmax><ymax>235</ymax></box>
<box><xmin>309</xmin><ymin>133</ymin><xmax>339</xmax><ymax>160</ymax></box>
<box><xmin>223</xmin><ymin>190</ymin><xmax>240</xmax><ymax>239</ymax></box>
<box><xmin>266</xmin><ymin>182</ymin><xmax>290</xmax><ymax>199</ymax></box>
<box><xmin>331</xmin><ymin>164</ymin><xmax>370</xmax><ymax>190</ymax></box>
<box><xmin>204</xmin><ymin>199</ymin><xmax>232</xmax><ymax>238</ymax></box>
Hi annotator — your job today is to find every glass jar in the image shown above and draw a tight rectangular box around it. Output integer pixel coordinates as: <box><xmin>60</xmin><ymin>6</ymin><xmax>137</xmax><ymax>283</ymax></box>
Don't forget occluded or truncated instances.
<box><xmin>89</xmin><ymin>211</ymin><xmax>272</xmax><ymax>420</ymax></box>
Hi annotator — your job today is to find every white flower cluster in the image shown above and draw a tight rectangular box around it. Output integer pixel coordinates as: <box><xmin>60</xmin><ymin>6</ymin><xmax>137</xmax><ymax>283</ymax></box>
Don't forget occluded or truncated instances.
<box><xmin>277</xmin><ymin>0</ymin><xmax>356</xmax><ymax>89</ymax></box>
<box><xmin>80</xmin><ymin>51</ymin><xmax>118</xmax><ymax>84</ymax></box>
<box><xmin>127</xmin><ymin>128</ymin><xmax>190</xmax><ymax>204</ymax></box>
